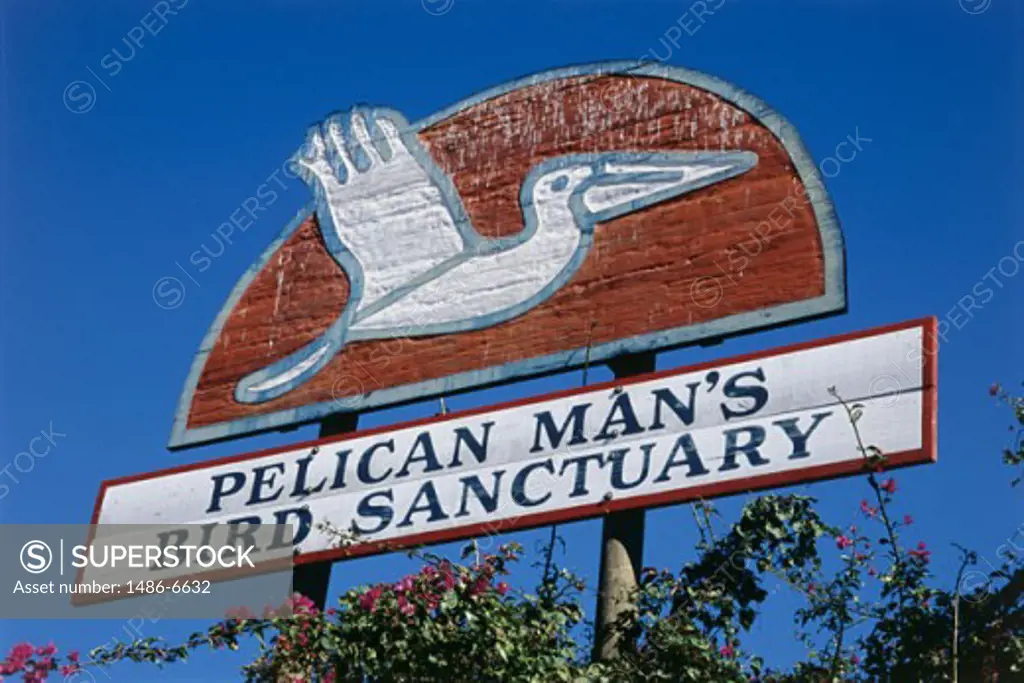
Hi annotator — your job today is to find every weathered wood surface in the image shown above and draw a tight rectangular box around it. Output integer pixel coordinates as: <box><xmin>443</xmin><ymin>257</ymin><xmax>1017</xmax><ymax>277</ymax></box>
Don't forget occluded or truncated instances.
<box><xmin>172</xmin><ymin>64</ymin><xmax>844</xmax><ymax>448</ymax></box>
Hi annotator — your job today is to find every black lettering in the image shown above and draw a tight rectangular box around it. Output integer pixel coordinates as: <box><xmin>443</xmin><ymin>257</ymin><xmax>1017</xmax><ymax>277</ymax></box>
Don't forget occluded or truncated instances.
<box><xmin>775</xmin><ymin>412</ymin><xmax>832</xmax><ymax>459</ymax></box>
<box><xmin>207</xmin><ymin>472</ymin><xmax>245</xmax><ymax>513</ymax></box>
<box><xmin>224</xmin><ymin>517</ymin><xmax>261</xmax><ymax>553</ymax></box>
<box><xmin>330</xmin><ymin>449</ymin><xmax>351</xmax><ymax>490</ymax></box>
<box><xmin>397</xmin><ymin>482</ymin><xmax>448</xmax><ymax>528</ymax></box>
<box><xmin>559</xmin><ymin>452</ymin><xmax>606</xmax><ymax>497</ymax></box>
<box><xmin>395</xmin><ymin>432</ymin><xmax>443</xmax><ymax>478</ymax></box>
<box><xmin>291</xmin><ymin>453</ymin><xmax>327</xmax><ymax>497</ymax></box>
<box><xmin>357</xmin><ymin>442</ymin><xmax>394</xmax><ymax>484</ymax></box>
<box><xmin>594</xmin><ymin>392</ymin><xmax>645</xmax><ymax>442</ymax></box>
<box><xmin>246</xmin><ymin>463</ymin><xmax>285</xmax><ymax>506</ymax></box>
<box><xmin>449</xmin><ymin>422</ymin><xmax>495</xmax><ymax>468</ymax></box>
<box><xmin>268</xmin><ymin>507</ymin><xmax>313</xmax><ymax>547</ymax></box>
<box><xmin>512</xmin><ymin>460</ymin><xmax>554</xmax><ymax>507</ymax></box>
<box><xmin>530</xmin><ymin>404</ymin><xmax>591</xmax><ymax>453</ymax></box>
<box><xmin>654</xmin><ymin>434</ymin><xmax>709</xmax><ymax>481</ymax></box>
<box><xmin>352</xmin><ymin>491</ymin><xmax>394</xmax><ymax>535</ymax></box>
<box><xmin>718</xmin><ymin>426</ymin><xmax>768</xmax><ymax>471</ymax></box>
<box><xmin>650</xmin><ymin>384</ymin><xmax>701</xmax><ymax>429</ymax></box>
<box><xmin>720</xmin><ymin>368</ymin><xmax>769</xmax><ymax>420</ymax></box>
<box><xmin>608</xmin><ymin>444</ymin><xmax>654</xmax><ymax>489</ymax></box>
<box><xmin>456</xmin><ymin>471</ymin><xmax>504</xmax><ymax>517</ymax></box>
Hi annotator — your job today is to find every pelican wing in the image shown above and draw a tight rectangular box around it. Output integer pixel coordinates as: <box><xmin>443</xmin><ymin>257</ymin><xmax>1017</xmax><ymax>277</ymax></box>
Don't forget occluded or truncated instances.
<box><xmin>296</xmin><ymin>109</ymin><xmax>470</xmax><ymax>313</ymax></box>
<box><xmin>325</xmin><ymin>170</ymin><xmax>469</xmax><ymax>314</ymax></box>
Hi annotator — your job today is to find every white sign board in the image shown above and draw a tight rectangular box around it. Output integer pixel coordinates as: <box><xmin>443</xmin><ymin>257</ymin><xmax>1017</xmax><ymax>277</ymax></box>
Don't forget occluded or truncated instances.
<box><xmin>95</xmin><ymin>319</ymin><xmax>936</xmax><ymax>570</ymax></box>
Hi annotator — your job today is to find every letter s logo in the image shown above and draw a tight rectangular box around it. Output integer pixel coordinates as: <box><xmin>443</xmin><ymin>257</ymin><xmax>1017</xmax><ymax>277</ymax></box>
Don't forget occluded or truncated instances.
<box><xmin>20</xmin><ymin>541</ymin><xmax>52</xmax><ymax>574</ymax></box>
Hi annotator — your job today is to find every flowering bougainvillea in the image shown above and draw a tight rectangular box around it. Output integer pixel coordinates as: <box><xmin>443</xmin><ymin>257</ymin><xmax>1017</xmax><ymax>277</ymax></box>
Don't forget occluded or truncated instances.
<box><xmin>0</xmin><ymin>642</ymin><xmax>80</xmax><ymax>682</ymax></box>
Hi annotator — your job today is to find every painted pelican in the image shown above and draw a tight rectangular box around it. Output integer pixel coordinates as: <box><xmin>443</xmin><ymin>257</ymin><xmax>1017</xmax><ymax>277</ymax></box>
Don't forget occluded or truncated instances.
<box><xmin>235</xmin><ymin>108</ymin><xmax>757</xmax><ymax>403</ymax></box>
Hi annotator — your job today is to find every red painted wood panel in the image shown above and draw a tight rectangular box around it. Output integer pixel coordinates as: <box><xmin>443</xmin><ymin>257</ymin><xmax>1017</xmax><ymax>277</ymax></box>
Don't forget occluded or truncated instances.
<box><xmin>180</xmin><ymin>70</ymin><xmax>837</xmax><ymax>443</ymax></box>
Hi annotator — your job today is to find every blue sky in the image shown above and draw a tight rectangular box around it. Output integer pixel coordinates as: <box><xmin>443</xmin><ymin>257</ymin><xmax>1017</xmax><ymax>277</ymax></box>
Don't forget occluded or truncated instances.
<box><xmin>1</xmin><ymin>0</ymin><xmax>1021</xmax><ymax>679</ymax></box>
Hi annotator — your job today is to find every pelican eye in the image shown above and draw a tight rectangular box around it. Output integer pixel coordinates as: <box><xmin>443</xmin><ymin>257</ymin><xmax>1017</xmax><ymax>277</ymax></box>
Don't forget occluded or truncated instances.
<box><xmin>550</xmin><ymin>174</ymin><xmax>569</xmax><ymax>192</ymax></box>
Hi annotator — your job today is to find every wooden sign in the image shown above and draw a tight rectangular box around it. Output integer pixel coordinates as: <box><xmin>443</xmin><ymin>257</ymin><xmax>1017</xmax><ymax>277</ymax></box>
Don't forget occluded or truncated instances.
<box><xmin>114</xmin><ymin>319</ymin><xmax>933</xmax><ymax>571</ymax></box>
<box><xmin>170</xmin><ymin>62</ymin><xmax>846</xmax><ymax>449</ymax></box>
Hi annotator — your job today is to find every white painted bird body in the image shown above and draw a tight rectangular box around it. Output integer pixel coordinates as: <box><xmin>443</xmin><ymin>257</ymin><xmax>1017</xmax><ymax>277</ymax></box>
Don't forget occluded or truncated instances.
<box><xmin>235</xmin><ymin>108</ymin><xmax>757</xmax><ymax>403</ymax></box>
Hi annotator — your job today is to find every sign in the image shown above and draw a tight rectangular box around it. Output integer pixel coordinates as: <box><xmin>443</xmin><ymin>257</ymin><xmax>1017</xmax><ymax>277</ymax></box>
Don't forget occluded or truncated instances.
<box><xmin>170</xmin><ymin>62</ymin><xmax>846</xmax><ymax>449</ymax></box>
<box><xmin>108</xmin><ymin>319</ymin><xmax>934</xmax><ymax>571</ymax></box>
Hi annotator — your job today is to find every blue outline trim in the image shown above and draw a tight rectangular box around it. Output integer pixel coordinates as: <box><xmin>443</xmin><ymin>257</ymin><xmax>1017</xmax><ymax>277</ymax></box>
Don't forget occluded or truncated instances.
<box><xmin>232</xmin><ymin>105</ymin><xmax>485</xmax><ymax>404</ymax></box>
<box><xmin>239</xmin><ymin>148</ymin><xmax>758</xmax><ymax>402</ymax></box>
<box><xmin>169</xmin><ymin>60</ymin><xmax>847</xmax><ymax>450</ymax></box>
<box><xmin>349</xmin><ymin>150</ymin><xmax>758</xmax><ymax>339</ymax></box>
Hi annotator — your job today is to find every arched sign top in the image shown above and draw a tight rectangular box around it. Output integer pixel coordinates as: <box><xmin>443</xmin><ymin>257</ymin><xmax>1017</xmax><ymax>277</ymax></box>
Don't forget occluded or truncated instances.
<box><xmin>170</xmin><ymin>61</ymin><xmax>846</xmax><ymax>450</ymax></box>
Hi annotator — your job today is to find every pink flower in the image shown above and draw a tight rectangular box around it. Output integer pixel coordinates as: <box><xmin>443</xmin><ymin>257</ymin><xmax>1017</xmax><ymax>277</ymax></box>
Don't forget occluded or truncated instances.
<box><xmin>879</xmin><ymin>478</ymin><xmax>897</xmax><ymax>495</ymax></box>
<box><xmin>396</xmin><ymin>595</ymin><xmax>415</xmax><ymax>616</ymax></box>
<box><xmin>61</xmin><ymin>664</ymin><xmax>81</xmax><ymax>676</ymax></box>
<box><xmin>496</xmin><ymin>582</ymin><xmax>509</xmax><ymax>595</ymax></box>
<box><xmin>909</xmin><ymin>541</ymin><xmax>931</xmax><ymax>563</ymax></box>
<box><xmin>9</xmin><ymin>644</ymin><xmax>32</xmax><ymax>663</ymax></box>
<box><xmin>439</xmin><ymin>562</ymin><xmax>457</xmax><ymax>590</ymax></box>
<box><xmin>719</xmin><ymin>644</ymin><xmax>735</xmax><ymax>658</ymax></box>
<box><xmin>35</xmin><ymin>643</ymin><xmax>56</xmax><ymax>657</ymax></box>
<box><xmin>67</xmin><ymin>652</ymin><xmax>79</xmax><ymax>664</ymax></box>
<box><xmin>836</xmin><ymin>535</ymin><xmax>854</xmax><ymax>550</ymax></box>
<box><xmin>359</xmin><ymin>586</ymin><xmax>383</xmax><ymax>612</ymax></box>
<box><xmin>289</xmin><ymin>593</ymin><xmax>318</xmax><ymax>615</ymax></box>
<box><xmin>394</xmin><ymin>576</ymin><xmax>415</xmax><ymax>594</ymax></box>
<box><xmin>860</xmin><ymin>500</ymin><xmax>878</xmax><ymax>518</ymax></box>
<box><xmin>989</xmin><ymin>383</ymin><xmax>1001</xmax><ymax>397</ymax></box>
<box><xmin>851</xmin><ymin>654</ymin><xmax>861</xmax><ymax>665</ymax></box>
<box><xmin>903</xmin><ymin>514</ymin><xmax>913</xmax><ymax>526</ymax></box>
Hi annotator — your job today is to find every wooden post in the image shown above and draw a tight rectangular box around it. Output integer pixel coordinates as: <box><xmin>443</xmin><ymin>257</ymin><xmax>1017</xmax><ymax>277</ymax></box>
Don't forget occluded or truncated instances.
<box><xmin>593</xmin><ymin>351</ymin><xmax>655</xmax><ymax>661</ymax></box>
<box><xmin>291</xmin><ymin>411</ymin><xmax>359</xmax><ymax>610</ymax></box>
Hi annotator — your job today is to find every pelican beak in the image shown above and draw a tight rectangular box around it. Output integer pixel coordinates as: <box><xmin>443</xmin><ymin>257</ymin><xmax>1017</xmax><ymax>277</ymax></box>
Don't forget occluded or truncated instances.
<box><xmin>581</xmin><ymin>150</ymin><xmax>758</xmax><ymax>223</ymax></box>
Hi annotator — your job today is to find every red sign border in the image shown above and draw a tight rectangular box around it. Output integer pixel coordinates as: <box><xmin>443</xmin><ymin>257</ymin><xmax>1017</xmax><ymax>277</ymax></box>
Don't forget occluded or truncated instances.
<box><xmin>95</xmin><ymin>317</ymin><xmax>937</xmax><ymax>565</ymax></box>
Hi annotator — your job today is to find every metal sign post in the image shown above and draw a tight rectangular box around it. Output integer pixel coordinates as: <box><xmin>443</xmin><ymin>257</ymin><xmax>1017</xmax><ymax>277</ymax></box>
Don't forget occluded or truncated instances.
<box><xmin>291</xmin><ymin>412</ymin><xmax>358</xmax><ymax>610</ymax></box>
<box><xmin>594</xmin><ymin>351</ymin><xmax>655</xmax><ymax>661</ymax></box>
